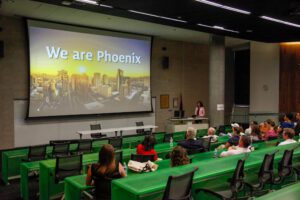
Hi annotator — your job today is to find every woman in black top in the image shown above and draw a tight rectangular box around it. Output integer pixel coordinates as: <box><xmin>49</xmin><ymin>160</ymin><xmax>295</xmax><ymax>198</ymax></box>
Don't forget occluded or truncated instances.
<box><xmin>86</xmin><ymin>144</ymin><xmax>126</xmax><ymax>200</ymax></box>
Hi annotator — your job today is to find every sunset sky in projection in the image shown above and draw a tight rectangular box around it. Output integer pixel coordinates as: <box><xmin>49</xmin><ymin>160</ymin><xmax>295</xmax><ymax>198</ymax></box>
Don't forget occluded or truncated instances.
<box><xmin>29</xmin><ymin>27</ymin><xmax>151</xmax><ymax>78</ymax></box>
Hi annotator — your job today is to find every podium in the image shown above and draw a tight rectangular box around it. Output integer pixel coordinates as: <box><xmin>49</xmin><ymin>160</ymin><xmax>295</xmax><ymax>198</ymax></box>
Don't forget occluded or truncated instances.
<box><xmin>165</xmin><ymin>117</ymin><xmax>209</xmax><ymax>133</ymax></box>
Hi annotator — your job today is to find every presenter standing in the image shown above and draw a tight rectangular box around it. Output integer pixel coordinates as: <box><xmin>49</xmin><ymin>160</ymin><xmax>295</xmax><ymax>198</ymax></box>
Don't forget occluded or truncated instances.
<box><xmin>195</xmin><ymin>101</ymin><xmax>205</xmax><ymax>117</ymax></box>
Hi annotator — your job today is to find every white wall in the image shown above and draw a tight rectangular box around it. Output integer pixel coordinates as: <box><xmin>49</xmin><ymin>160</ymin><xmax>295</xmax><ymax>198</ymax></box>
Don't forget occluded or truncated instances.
<box><xmin>14</xmin><ymin>100</ymin><xmax>155</xmax><ymax>147</ymax></box>
<box><xmin>250</xmin><ymin>42</ymin><xmax>279</xmax><ymax>122</ymax></box>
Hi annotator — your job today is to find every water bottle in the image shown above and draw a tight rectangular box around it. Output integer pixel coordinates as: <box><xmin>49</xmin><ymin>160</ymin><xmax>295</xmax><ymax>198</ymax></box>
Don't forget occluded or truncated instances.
<box><xmin>214</xmin><ymin>148</ymin><xmax>218</xmax><ymax>158</ymax></box>
<box><xmin>123</xmin><ymin>162</ymin><xmax>128</xmax><ymax>176</ymax></box>
<box><xmin>169</xmin><ymin>137</ymin><xmax>174</xmax><ymax>148</ymax></box>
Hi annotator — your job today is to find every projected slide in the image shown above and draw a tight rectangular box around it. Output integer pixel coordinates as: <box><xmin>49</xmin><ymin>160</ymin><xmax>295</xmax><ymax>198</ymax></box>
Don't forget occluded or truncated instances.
<box><xmin>27</xmin><ymin>20</ymin><xmax>152</xmax><ymax>118</ymax></box>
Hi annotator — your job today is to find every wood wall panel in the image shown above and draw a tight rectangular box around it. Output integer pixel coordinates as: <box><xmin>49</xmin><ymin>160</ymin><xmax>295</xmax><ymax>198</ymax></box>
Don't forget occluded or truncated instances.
<box><xmin>280</xmin><ymin>43</ymin><xmax>300</xmax><ymax>112</ymax></box>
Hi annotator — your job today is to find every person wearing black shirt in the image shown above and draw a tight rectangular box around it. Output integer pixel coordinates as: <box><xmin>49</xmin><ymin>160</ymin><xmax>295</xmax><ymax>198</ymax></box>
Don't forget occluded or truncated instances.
<box><xmin>178</xmin><ymin>127</ymin><xmax>204</xmax><ymax>150</ymax></box>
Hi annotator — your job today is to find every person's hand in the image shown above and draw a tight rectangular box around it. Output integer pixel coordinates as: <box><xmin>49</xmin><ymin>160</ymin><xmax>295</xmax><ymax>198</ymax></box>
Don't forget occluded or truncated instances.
<box><xmin>119</xmin><ymin>163</ymin><xmax>127</xmax><ymax>177</ymax></box>
<box><xmin>228</xmin><ymin>146</ymin><xmax>236</xmax><ymax>150</ymax></box>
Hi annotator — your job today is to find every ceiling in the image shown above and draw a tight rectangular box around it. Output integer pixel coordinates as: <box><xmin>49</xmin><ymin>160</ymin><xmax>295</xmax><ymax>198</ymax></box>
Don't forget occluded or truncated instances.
<box><xmin>5</xmin><ymin>0</ymin><xmax>300</xmax><ymax>43</ymax></box>
<box><xmin>0</xmin><ymin>0</ymin><xmax>250</xmax><ymax>46</ymax></box>
<box><xmin>25</xmin><ymin>0</ymin><xmax>300</xmax><ymax>43</ymax></box>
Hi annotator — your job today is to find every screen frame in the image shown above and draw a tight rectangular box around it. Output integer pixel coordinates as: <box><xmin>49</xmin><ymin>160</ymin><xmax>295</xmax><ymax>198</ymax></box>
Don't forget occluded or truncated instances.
<box><xmin>25</xmin><ymin>17</ymin><xmax>153</xmax><ymax>120</ymax></box>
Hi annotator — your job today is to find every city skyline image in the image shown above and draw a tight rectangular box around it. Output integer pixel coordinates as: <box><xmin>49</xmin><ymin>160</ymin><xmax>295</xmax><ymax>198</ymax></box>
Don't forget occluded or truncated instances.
<box><xmin>28</xmin><ymin>25</ymin><xmax>151</xmax><ymax>117</ymax></box>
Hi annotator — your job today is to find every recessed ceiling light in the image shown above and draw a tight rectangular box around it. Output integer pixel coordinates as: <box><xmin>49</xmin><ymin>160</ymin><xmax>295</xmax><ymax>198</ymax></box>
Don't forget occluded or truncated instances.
<box><xmin>75</xmin><ymin>0</ymin><xmax>99</xmax><ymax>5</ymax></box>
<box><xmin>260</xmin><ymin>16</ymin><xmax>300</xmax><ymax>28</ymax></box>
<box><xmin>197</xmin><ymin>23</ymin><xmax>239</xmax><ymax>33</ymax></box>
<box><xmin>61</xmin><ymin>0</ymin><xmax>72</xmax><ymax>6</ymax></box>
<box><xmin>212</xmin><ymin>25</ymin><xmax>224</xmax><ymax>30</ymax></box>
<box><xmin>100</xmin><ymin>4</ymin><xmax>113</xmax><ymax>9</ymax></box>
<box><xmin>128</xmin><ymin>10</ymin><xmax>187</xmax><ymax>23</ymax></box>
<box><xmin>195</xmin><ymin>0</ymin><xmax>251</xmax><ymax>15</ymax></box>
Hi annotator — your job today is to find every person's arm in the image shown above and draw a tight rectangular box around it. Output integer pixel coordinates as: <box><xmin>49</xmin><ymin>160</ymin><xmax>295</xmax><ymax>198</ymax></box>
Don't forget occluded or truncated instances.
<box><xmin>86</xmin><ymin>165</ymin><xmax>93</xmax><ymax>186</ymax></box>
<box><xmin>118</xmin><ymin>163</ymin><xmax>126</xmax><ymax>177</ymax></box>
<box><xmin>194</xmin><ymin>107</ymin><xmax>198</xmax><ymax>115</ymax></box>
<box><xmin>151</xmin><ymin>149</ymin><xmax>158</xmax><ymax>161</ymax></box>
<box><xmin>220</xmin><ymin>149</ymin><xmax>236</xmax><ymax>157</ymax></box>
<box><xmin>224</xmin><ymin>142</ymin><xmax>231</xmax><ymax>149</ymax></box>
<box><xmin>200</xmin><ymin>107</ymin><xmax>205</xmax><ymax>117</ymax></box>
<box><xmin>137</xmin><ymin>144</ymin><xmax>142</xmax><ymax>154</ymax></box>
<box><xmin>262</xmin><ymin>132</ymin><xmax>268</xmax><ymax>140</ymax></box>
<box><xmin>277</xmin><ymin>142</ymin><xmax>283</xmax><ymax>146</ymax></box>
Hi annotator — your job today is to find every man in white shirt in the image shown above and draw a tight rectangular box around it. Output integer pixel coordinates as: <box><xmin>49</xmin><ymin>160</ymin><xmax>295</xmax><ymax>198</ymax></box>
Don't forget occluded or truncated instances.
<box><xmin>203</xmin><ymin>127</ymin><xmax>218</xmax><ymax>142</ymax></box>
<box><xmin>278</xmin><ymin>128</ymin><xmax>297</xmax><ymax>146</ymax></box>
<box><xmin>220</xmin><ymin>135</ymin><xmax>251</xmax><ymax>157</ymax></box>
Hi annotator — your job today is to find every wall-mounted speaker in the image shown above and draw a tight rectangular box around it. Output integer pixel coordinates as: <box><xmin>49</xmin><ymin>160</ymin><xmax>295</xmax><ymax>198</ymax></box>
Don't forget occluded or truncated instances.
<box><xmin>162</xmin><ymin>56</ymin><xmax>169</xmax><ymax>69</ymax></box>
<box><xmin>0</xmin><ymin>41</ymin><xmax>3</xmax><ymax>58</ymax></box>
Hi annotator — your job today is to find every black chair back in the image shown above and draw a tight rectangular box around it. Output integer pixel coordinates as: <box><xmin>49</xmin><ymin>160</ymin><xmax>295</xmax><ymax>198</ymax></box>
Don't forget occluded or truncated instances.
<box><xmin>90</xmin><ymin>123</ymin><xmax>105</xmax><ymax>138</ymax></box>
<box><xmin>186</xmin><ymin>148</ymin><xmax>203</xmax><ymax>155</ymax></box>
<box><xmin>77</xmin><ymin>139</ymin><xmax>93</xmax><ymax>154</ymax></box>
<box><xmin>131</xmin><ymin>154</ymin><xmax>155</xmax><ymax>162</ymax></box>
<box><xmin>218</xmin><ymin>125</ymin><xmax>226</xmax><ymax>134</ymax></box>
<box><xmin>54</xmin><ymin>154</ymin><xmax>82</xmax><ymax>184</ymax></box>
<box><xmin>201</xmin><ymin>137</ymin><xmax>212</xmax><ymax>152</ymax></box>
<box><xmin>162</xmin><ymin>167</ymin><xmax>198</xmax><ymax>200</ymax></box>
<box><xmin>278</xmin><ymin>149</ymin><xmax>294</xmax><ymax>179</ymax></box>
<box><xmin>91</xmin><ymin>164</ymin><xmax>122</xmax><ymax>200</ymax></box>
<box><xmin>136</xmin><ymin>121</ymin><xmax>144</xmax><ymax>134</ymax></box>
<box><xmin>109</xmin><ymin>137</ymin><xmax>123</xmax><ymax>149</ymax></box>
<box><xmin>93</xmin><ymin>176</ymin><xmax>112</xmax><ymax>200</ymax></box>
<box><xmin>114</xmin><ymin>150</ymin><xmax>123</xmax><ymax>172</ymax></box>
<box><xmin>258</xmin><ymin>151</ymin><xmax>277</xmax><ymax>185</ymax></box>
<box><xmin>163</xmin><ymin>133</ymin><xmax>174</xmax><ymax>143</ymax></box>
<box><xmin>230</xmin><ymin>159</ymin><xmax>245</xmax><ymax>195</ymax></box>
<box><xmin>26</xmin><ymin>145</ymin><xmax>47</xmax><ymax>162</ymax></box>
<box><xmin>52</xmin><ymin>141</ymin><xmax>70</xmax><ymax>157</ymax></box>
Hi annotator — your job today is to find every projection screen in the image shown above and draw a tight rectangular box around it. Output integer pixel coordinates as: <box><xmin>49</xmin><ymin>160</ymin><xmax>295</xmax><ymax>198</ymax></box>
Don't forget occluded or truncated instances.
<box><xmin>27</xmin><ymin>19</ymin><xmax>152</xmax><ymax>118</ymax></box>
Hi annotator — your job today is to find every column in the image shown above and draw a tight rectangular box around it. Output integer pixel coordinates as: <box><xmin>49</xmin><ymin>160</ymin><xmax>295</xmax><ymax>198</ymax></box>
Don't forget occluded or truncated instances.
<box><xmin>209</xmin><ymin>35</ymin><xmax>225</xmax><ymax>127</ymax></box>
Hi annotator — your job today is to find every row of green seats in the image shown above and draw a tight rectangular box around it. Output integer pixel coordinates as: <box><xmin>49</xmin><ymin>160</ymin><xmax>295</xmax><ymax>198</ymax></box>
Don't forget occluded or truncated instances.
<box><xmin>2</xmin><ymin>129</ymin><xmax>207</xmax><ymax>200</ymax></box>
<box><xmin>111</xmin><ymin>142</ymin><xmax>300</xmax><ymax>200</ymax></box>
<box><xmin>1</xmin><ymin>140</ymin><xmax>106</xmax><ymax>185</ymax></box>
<box><xmin>61</xmin><ymin>140</ymin><xmax>299</xmax><ymax>200</ymax></box>
<box><xmin>21</xmin><ymin>135</ymin><xmax>283</xmax><ymax>200</ymax></box>
<box><xmin>1</xmin><ymin>132</ymin><xmax>169</xmax><ymax>185</ymax></box>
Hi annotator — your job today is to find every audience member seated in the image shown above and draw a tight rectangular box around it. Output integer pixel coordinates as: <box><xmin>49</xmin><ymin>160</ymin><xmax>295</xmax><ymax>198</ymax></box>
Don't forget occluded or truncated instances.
<box><xmin>220</xmin><ymin>136</ymin><xmax>251</xmax><ymax>157</ymax></box>
<box><xmin>202</xmin><ymin>127</ymin><xmax>218</xmax><ymax>142</ymax></box>
<box><xmin>278</xmin><ymin>128</ymin><xmax>297</xmax><ymax>146</ymax></box>
<box><xmin>170</xmin><ymin>146</ymin><xmax>190</xmax><ymax>167</ymax></box>
<box><xmin>239</xmin><ymin>126</ymin><xmax>245</xmax><ymax>136</ymax></box>
<box><xmin>250</xmin><ymin>125</ymin><xmax>261</xmax><ymax>141</ymax></box>
<box><xmin>178</xmin><ymin>127</ymin><xmax>204</xmax><ymax>150</ymax></box>
<box><xmin>245</xmin><ymin>121</ymin><xmax>258</xmax><ymax>135</ymax></box>
<box><xmin>137</xmin><ymin>135</ymin><xmax>158</xmax><ymax>161</ymax></box>
<box><xmin>278</xmin><ymin>113</ymin><xmax>294</xmax><ymax>133</ymax></box>
<box><xmin>295</xmin><ymin>112</ymin><xmax>300</xmax><ymax>136</ymax></box>
<box><xmin>224</xmin><ymin>123</ymin><xmax>241</xmax><ymax>149</ymax></box>
<box><xmin>259</xmin><ymin>121</ymin><xmax>268</xmax><ymax>135</ymax></box>
<box><xmin>262</xmin><ymin>119</ymin><xmax>278</xmax><ymax>140</ymax></box>
<box><xmin>86</xmin><ymin>144</ymin><xmax>126</xmax><ymax>200</ymax></box>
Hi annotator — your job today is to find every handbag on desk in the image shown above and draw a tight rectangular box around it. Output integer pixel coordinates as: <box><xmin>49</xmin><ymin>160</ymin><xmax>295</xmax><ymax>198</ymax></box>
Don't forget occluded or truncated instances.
<box><xmin>128</xmin><ymin>160</ymin><xmax>158</xmax><ymax>173</ymax></box>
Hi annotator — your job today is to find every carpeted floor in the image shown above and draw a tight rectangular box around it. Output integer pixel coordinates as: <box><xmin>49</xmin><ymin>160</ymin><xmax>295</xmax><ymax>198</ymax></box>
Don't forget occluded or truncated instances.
<box><xmin>0</xmin><ymin>176</ymin><xmax>40</xmax><ymax>200</ymax></box>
